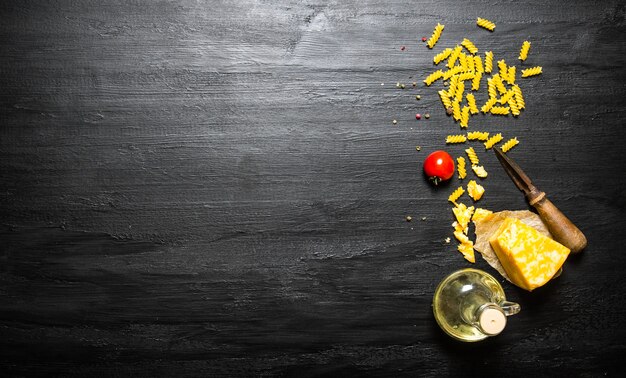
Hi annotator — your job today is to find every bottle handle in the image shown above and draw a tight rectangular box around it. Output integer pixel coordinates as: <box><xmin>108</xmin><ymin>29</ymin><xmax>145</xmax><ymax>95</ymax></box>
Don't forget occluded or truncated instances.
<box><xmin>500</xmin><ymin>301</ymin><xmax>521</xmax><ymax>317</ymax></box>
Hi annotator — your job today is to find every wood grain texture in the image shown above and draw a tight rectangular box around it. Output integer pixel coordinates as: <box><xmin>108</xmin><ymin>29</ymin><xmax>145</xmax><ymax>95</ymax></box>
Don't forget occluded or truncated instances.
<box><xmin>1</xmin><ymin>0</ymin><xmax>625</xmax><ymax>376</ymax></box>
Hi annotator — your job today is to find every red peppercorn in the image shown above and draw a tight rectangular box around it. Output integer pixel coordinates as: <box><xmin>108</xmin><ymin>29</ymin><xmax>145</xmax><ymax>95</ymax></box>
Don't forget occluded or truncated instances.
<box><xmin>415</xmin><ymin>113</ymin><xmax>421</xmax><ymax>120</ymax></box>
<box><xmin>421</xmin><ymin>37</ymin><xmax>427</xmax><ymax>42</ymax></box>
<box><xmin>401</xmin><ymin>46</ymin><xmax>406</xmax><ymax>51</ymax></box>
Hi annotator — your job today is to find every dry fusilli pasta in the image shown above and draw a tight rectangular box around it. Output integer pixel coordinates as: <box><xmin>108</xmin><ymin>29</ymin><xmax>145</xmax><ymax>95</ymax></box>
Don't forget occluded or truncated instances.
<box><xmin>465</xmin><ymin>147</ymin><xmax>479</xmax><ymax>165</ymax></box>
<box><xmin>460</xmin><ymin>106</ymin><xmax>470</xmax><ymax>128</ymax></box>
<box><xmin>457</xmin><ymin>156</ymin><xmax>467</xmax><ymax>179</ymax></box>
<box><xmin>484</xmin><ymin>51</ymin><xmax>494</xmax><ymax>73</ymax></box>
<box><xmin>466</xmin><ymin>93</ymin><xmax>478</xmax><ymax>114</ymax></box>
<box><xmin>484</xmin><ymin>133</ymin><xmax>504</xmax><ymax>149</ymax></box>
<box><xmin>434</xmin><ymin>48</ymin><xmax>453</xmax><ymax>65</ymax></box>
<box><xmin>477</xmin><ymin>17</ymin><xmax>496</xmax><ymax>31</ymax></box>
<box><xmin>521</xmin><ymin>66</ymin><xmax>542</xmax><ymax>77</ymax></box>
<box><xmin>500</xmin><ymin>137</ymin><xmax>519</xmax><ymax>153</ymax></box>
<box><xmin>461</xmin><ymin>38</ymin><xmax>479</xmax><ymax>54</ymax></box>
<box><xmin>424</xmin><ymin>70</ymin><xmax>444</xmax><ymax>86</ymax></box>
<box><xmin>448</xmin><ymin>186</ymin><xmax>465</xmax><ymax>204</ymax></box>
<box><xmin>471</xmin><ymin>71</ymin><xmax>482</xmax><ymax>91</ymax></box>
<box><xmin>481</xmin><ymin>97</ymin><xmax>498</xmax><ymax>113</ymax></box>
<box><xmin>519</xmin><ymin>41</ymin><xmax>531</xmax><ymax>61</ymax></box>
<box><xmin>467</xmin><ymin>131</ymin><xmax>489</xmax><ymax>141</ymax></box>
<box><xmin>447</xmin><ymin>45</ymin><xmax>463</xmax><ymax>68</ymax></box>
<box><xmin>439</xmin><ymin>90</ymin><xmax>452</xmax><ymax>110</ymax></box>
<box><xmin>489</xmin><ymin>106</ymin><xmax>510</xmax><ymax>115</ymax></box>
<box><xmin>427</xmin><ymin>23</ymin><xmax>445</xmax><ymax>49</ymax></box>
<box><xmin>446</xmin><ymin>134</ymin><xmax>467</xmax><ymax>144</ymax></box>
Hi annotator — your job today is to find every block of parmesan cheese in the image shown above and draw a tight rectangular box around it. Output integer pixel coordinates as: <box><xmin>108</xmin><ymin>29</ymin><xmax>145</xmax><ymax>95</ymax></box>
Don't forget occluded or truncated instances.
<box><xmin>489</xmin><ymin>217</ymin><xmax>570</xmax><ymax>291</ymax></box>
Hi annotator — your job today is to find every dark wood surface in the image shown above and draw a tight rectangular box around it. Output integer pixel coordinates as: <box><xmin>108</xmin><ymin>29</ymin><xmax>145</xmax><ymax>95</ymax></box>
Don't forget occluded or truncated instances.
<box><xmin>1</xmin><ymin>1</ymin><xmax>625</xmax><ymax>376</ymax></box>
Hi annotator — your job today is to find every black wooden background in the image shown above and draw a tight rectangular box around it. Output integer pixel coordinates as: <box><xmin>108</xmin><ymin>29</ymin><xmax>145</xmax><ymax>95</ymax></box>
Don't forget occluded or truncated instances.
<box><xmin>1</xmin><ymin>0</ymin><xmax>625</xmax><ymax>376</ymax></box>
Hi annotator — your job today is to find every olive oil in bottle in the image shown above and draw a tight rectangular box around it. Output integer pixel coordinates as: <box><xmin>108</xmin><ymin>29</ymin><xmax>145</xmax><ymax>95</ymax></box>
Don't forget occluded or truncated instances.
<box><xmin>432</xmin><ymin>268</ymin><xmax>520</xmax><ymax>342</ymax></box>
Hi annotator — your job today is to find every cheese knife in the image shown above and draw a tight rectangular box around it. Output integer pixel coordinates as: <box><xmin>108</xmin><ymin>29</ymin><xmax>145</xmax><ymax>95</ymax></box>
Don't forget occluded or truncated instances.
<box><xmin>493</xmin><ymin>147</ymin><xmax>587</xmax><ymax>253</ymax></box>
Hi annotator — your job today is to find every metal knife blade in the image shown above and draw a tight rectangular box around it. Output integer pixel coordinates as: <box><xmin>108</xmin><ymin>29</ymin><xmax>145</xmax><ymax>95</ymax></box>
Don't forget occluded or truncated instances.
<box><xmin>493</xmin><ymin>147</ymin><xmax>538</xmax><ymax>198</ymax></box>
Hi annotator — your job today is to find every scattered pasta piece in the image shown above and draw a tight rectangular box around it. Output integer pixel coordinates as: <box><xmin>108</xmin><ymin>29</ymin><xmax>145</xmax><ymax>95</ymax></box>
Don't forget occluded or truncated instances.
<box><xmin>467</xmin><ymin>180</ymin><xmax>485</xmax><ymax>201</ymax></box>
<box><xmin>466</xmin><ymin>93</ymin><xmax>479</xmax><ymax>114</ymax></box>
<box><xmin>447</xmin><ymin>45</ymin><xmax>463</xmax><ymax>69</ymax></box>
<box><xmin>519</xmin><ymin>41</ymin><xmax>531</xmax><ymax>61</ymax></box>
<box><xmin>448</xmin><ymin>186</ymin><xmax>465</xmax><ymax>204</ymax></box>
<box><xmin>457</xmin><ymin>156</ymin><xmax>467</xmax><ymax>179</ymax></box>
<box><xmin>460</xmin><ymin>106</ymin><xmax>470</xmax><ymax>128</ymax></box>
<box><xmin>490</xmin><ymin>106</ymin><xmax>510</xmax><ymax>115</ymax></box>
<box><xmin>484</xmin><ymin>133</ymin><xmax>503</xmax><ymax>149</ymax></box>
<box><xmin>471</xmin><ymin>72</ymin><xmax>482</xmax><ymax>91</ymax></box>
<box><xmin>465</xmin><ymin>147</ymin><xmax>479</xmax><ymax>165</ymax></box>
<box><xmin>424</xmin><ymin>70</ymin><xmax>444</xmax><ymax>86</ymax></box>
<box><xmin>443</xmin><ymin>65</ymin><xmax>464</xmax><ymax>80</ymax></box>
<box><xmin>454</xmin><ymin>81</ymin><xmax>465</xmax><ymax>102</ymax></box>
<box><xmin>480</xmin><ymin>97</ymin><xmax>498</xmax><ymax>113</ymax></box>
<box><xmin>427</xmin><ymin>23</ymin><xmax>445</xmax><ymax>49</ymax></box>
<box><xmin>467</xmin><ymin>131</ymin><xmax>489</xmax><ymax>141</ymax></box>
<box><xmin>497</xmin><ymin>60</ymin><xmax>509</xmax><ymax>82</ymax></box>
<box><xmin>492</xmin><ymin>74</ymin><xmax>507</xmax><ymax>94</ymax></box>
<box><xmin>474</xmin><ymin>56</ymin><xmax>484</xmax><ymax>73</ymax></box>
<box><xmin>458</xmin><ymin>72</ymin><xmax>474</xmax><ymax>82</ymax></box>
<box><xmin>500</xmin><ymin>137</ymin><xmax>520</xmax><ymax>153</ymax></box>
<box><xmin>472</xmin><ymin>165</ymin><xmax>488</xmax><ymax>178</ymax></box>
<box><xmin>446</xmin><ymin>134</ymin><xmax>467</xmax><ymax>144</ymax></box>
<box><xmin>509</xmin><ymin>97</ymin><xmax>521</xmax><ymax>116</ymax></box>
<box><xmin>434</xmin><ymin>48</ymin><xmax>453</xmax><ymax>65</ymax></box>
<box><xmin>484</xmin><ymin>51</ymin><xmax>494</xmax><ymax>73</ymax></box>
<box><xmin>438</xmin><ymin>90</ymin><xmax>452</xmax><ymax>110</ymax></box>
<box><xmin>499</xmin><ymin>90</ymin><xmax>515</xmax><ymax>105</ymax></box>
<box><xmin>507</xmin><ymin>66</ymin><xmax>517</xmax><ymax>85</ymax></box>
<box><xmin>461</xmin><ymin>38</ymin><xmax>479</xmax><ymax>55</ymax></box>
<box><xmin>477</xmin><ymin>17</ymin><xmax>496</xmax><ymax>31</ymax></box>
<box><xmin>512</xmin><ymin>84</ymin><xmax>525</xmax><ymax>109</ymax></box>
<box><xmin>452</xmin><ymin>202</ymin><xmax>475</xmax><ymax>231</ymax></box>
<box><xmin>521</xmin><ymin>66</ymin><xmax>542</xmax><ymax>77</ymax></box>
<box><xmin>452</xmin><ymin>100</ymin><xmax>462</xmax><ymax>121</ymax></box>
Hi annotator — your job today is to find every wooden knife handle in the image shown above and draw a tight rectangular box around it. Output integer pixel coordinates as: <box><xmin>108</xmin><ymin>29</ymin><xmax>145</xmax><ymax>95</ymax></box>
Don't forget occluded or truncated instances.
<box><xmin>529</xmin><ymin>193</ymin><xmax>587</xmax><ymax>253</ymax></box>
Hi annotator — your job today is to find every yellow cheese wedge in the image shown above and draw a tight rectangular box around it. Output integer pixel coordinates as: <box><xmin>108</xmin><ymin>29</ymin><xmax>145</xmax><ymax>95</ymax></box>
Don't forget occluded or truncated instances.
<box><xmin>489</xmin><ymin>217</ymin><xmax>570</xmax><ymax>291</ymax></box>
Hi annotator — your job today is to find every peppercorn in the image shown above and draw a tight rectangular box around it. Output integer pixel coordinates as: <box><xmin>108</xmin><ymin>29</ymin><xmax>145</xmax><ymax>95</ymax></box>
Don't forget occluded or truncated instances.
<box><xmin>392</xmin><ymin>119</ymin><xmax>397</xmax><ymax>125</ymax></box>
<box><xmin>415</xmin><ymin>95</ymin><xmax>421</xmax><ymax>100</ymax></box>
<box><xmin>406</xmin><ymin>216</ymin><xmax>412</xmax><ymax>222</ymax></box>
<box><xmin>400</xmin><ymin>46</ymin><xmax>406</xmax><ymax>51</ymax></box>
<box><xmin>415</xmin><ymin>114</ymin><xmax>421</xmax><ymax>120</ymax></box>
<box><xmin>446</xmin><ymin>107</ymin><xmax>453</xmax><ymax>116</ymax></box>
<box><xmin>425</xmin><ymin>113</ymin><xmax>430</xmax><ymax>119</ymax></box>
<box><xmin>421</xmin><ymin>37</ymin><xmax>427</xmax><ymax>42</ymax></box>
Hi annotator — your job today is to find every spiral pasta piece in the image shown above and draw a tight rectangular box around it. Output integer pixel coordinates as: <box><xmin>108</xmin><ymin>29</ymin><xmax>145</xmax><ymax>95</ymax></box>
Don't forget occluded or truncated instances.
<box><xmin>467</xmin><ymin>131</ymin><xmax>489</xmax><ymax>141</ymax></box>
<box><xmin>460</xmin><ymin>106</ymin><xmax>470</xmax><ymax>128</ymax></box>
<box><xmin>447</xmin><ymin>45</ymin><xmax>463</xmax><ymax>69</ymax></box>
<box><xmin>487</xmin><ymin>78</ymin><xmax>497</xmax><ymax>99</ymax></box>
<box><xmin>509</xmin><ymin>97</ymin><xmax>521</xmax><ymax>116</ymax></box>
<box><xmin>459</xmin><ymin>53</ymin><xmax>468</xmax><ymax>72</ymax></box>
<box><xmin>427</xmin><ymin>23</ymin><xmax>445</xmax><ymax>49</ymax></box>
<box><xmin>519</xmin><ymin>41</ymin><xmax>531</xmax><ymax>61</ymax></box>
<box><xmin>507</xmin><ymin>66</ymin><xmax>517</xmax><ymax>85</ymax></box>
<box><xmin>484</xmin><ymin>51</ymin><xmax>494</xmax><ymax>73</ymax></box>
<box><xmin>484</xmin><ymin>133</ymin><xmax>504</xmax><ymax>149</ymax></box>
<box><xmin>466</xmin><ymin>93</ymin><xmax>479</xmax><ymax>114</ymax></box>
<box><xmin>439</xmin><ymin>90</ymin><xmax>452</xmax><ymax>110</ymax></box>
<box><xmin>454</xmin><ymin>81</ymin><xmax>465</xmax><ymax>103</ymax></box>
<box><xmin>499</xmin><ymin>90</ymin><xmax>515</xmax><ymax>105</ymax></box>
<box><xmin>490</xmin><ymin>106</ymin><xmax>510</xmax><ymax>115</ymax></box>
<box><xmin>448</xmin><ymin>186</ymin><xmax>465</xmax><ymax>204</ymax></box>
<box><xmin>465</xmin><ymin>147</ymin><xmax>479</xmax><ymax>166</ymax></box>
<box><xmin>452</xmin><ymin>100</ymin><xmax>462</xmax><ymax>121</ymax></box>
<box><xmin>457</xmin><ymin>156</ymin><xmax>467</xmax><ymax>179</ymax></box>
<box><xmin>512</xmin><ymin>84</ymin><xmax>525</xmax><ymax>109</ymax></box>
<box><xmin>474</xmin><ymin>56</ymin><xmax>484</xmax><ymax>73</ymax></box>
<box><xmin>434</xmin><ymin>48</ymin><xmax>453</xmax><ymax>65</ymax></box>
<box><xmin>466</xmin><ymin>54</ymin><xmax>475</xmax><ymax>72</ymax></box>
<box><xmin>480</xmin><ymin>97</ymin><xmax>497</xmax><ymax>113</ymax></box>
<box><xmin>424</xmin><ymin>70</ymin><xmax>444</xmax><ymax>86</ymax></box>
<box><xmin>458</xmin><ymin>72</ymin><xmax>474</xmax><ymax>82</ymax></box>
<box><xmin>521</xmin><ymin>66</ymin><xmax>542</xmax><ymax>77</ymax></box>
<box><xmin>471</xmin><ymin>71</ymin><xmax>482</xmax><ymax>91</ymax></box>
<box><xmin>461</xmin><ymin>38</ymin><xmax>479</xmax><ymax>55</ymax></box>
<box><xmin>500</xmin><ymin>137</ymin><xmax>519</xmax><ymax>153</ymax></box>
<box><xmin>492</xmin><ymin>73</ymin><xmax>507</xmax><ymax>94</ymax></box>
<box><xmin>443</xmin><ymin>65</ymin><xmax>464</xmax><ymax>80</ymax></box>
<box><xmin>477</xmin><ymin>17</ymin><xmax>496</xmax><ymax>31</ymax></box>
<box><xmin>446</xmin><ymin>134</ymin><xmax>467</xmax><ymax>144</ymax></box>
<box><xmin>472</xmin><ymin>165</ymin><xmax>488</xmax><ymax>178</ymax></box>
<box><xmin>497</xmin><ymin>60</ymin><xmax>508</xmax><ymax>82</ymax></box>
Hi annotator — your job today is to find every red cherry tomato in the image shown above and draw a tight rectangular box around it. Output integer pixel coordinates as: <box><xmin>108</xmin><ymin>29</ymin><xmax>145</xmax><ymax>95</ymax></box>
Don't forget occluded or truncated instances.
<box><xmin>423</xmin><ymin>150</ymin><xmax>455</xmax><ymax>185</ymax></box>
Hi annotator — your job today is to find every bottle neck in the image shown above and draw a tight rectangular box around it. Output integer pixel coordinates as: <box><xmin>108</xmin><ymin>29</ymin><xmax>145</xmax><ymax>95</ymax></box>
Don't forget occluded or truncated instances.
<box><xmin>476</xmin><ymin>303</ymin><xmax>507</xmax><ymax>336</ymax></box>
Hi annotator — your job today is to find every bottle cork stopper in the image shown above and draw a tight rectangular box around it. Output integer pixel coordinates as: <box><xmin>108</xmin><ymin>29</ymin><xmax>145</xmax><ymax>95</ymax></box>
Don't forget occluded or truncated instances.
<box><xmin>479</xmin><ymin>306</ymin><xmax>507</xmax><ymax>335</ymax></box>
